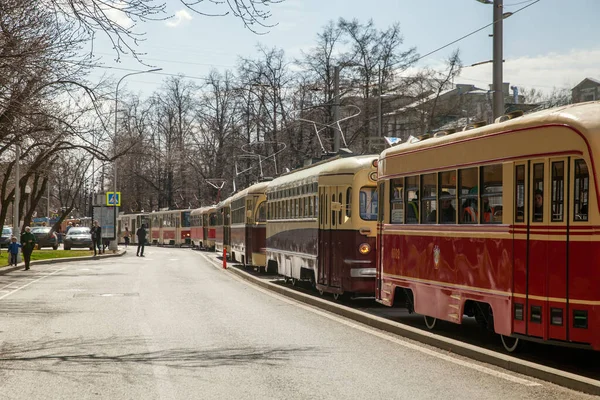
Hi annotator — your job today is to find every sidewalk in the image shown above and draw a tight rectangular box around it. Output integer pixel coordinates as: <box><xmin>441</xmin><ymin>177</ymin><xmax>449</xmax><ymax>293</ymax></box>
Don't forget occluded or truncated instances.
<box><xmin>0</xmin><ymin>250</ymin><xmax>127</xmax><ymax>275</ymax></box>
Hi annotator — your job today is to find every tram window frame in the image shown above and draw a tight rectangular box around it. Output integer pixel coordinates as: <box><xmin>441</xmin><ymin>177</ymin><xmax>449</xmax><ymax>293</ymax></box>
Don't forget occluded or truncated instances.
<box><xmin>438</xmin><ymin>170</ymin><xmax>457</xmax><ymax>224</ymax></box>
<box><xmin>320</xmin><ymin>193</ymin><xmax>323</xmax><ymax>224</ymax></box>
<box><xmin>346</xmin><ymin>187</ymin><xmax>352</xmax><ymax>218</ymax></box>
<box><xmin>378</xmin><ymin>182</ymin><xmax>385</xmax><ymax>223</ymax></box>
<box><xmin>331</xmin><ymin>193</ymin><xmax>336</xmax><ymax>226</ymax></box>
<box><xmin>459</xmin><ymin>167</ymin><xmax>478</xmax><ymax>224</ymax></box>
<box><xmin>390</xmin><ymin>178</ymin><xmax>404</xmax><ymax>224</ymax></box>
<box><xmin>574</xmin><ymin>159</ymin><xmax>589</xmax><ymax>222</ymax></box>
<box><xmin>480</xmin><ymin>164</ymin><xmax>503</xmax><ymax>224</ymax></box>
<box><xmin>405</xmin><ymin>176</ymin><xmax>419</xmax><ymax>224</ymax></box>
<box><xmin>421</xmin><ymin>173</ymin><xmax>437</xmax><ymax>224</ymax></box>
<box><xmin>532</xmin><ymin>163</ymin><xmax>545</xmax><ymax>223</ymax></box>
<box><xmin>551</xmin><ymin>161</ymin><xmax>565</xmax><ymax>222</ymax></box>
<box><xmin>515</xmin><ymin>165</ymin><xmax>525</xmax><ymax>223</ymax></box>
<box><xmin>339</xmin><ymin>192</ymin><xmax>343</xmax><ymax>225</ymax></box>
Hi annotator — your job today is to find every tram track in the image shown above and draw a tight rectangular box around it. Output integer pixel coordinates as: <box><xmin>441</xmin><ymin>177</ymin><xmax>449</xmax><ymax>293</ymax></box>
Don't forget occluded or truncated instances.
<box><xmin>193</xmin><ymin>249</ymin><xmax>600</xmax><ymax>395</ymax></box>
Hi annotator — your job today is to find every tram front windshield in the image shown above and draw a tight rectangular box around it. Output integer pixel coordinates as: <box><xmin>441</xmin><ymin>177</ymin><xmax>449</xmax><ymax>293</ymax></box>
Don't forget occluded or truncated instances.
<box><xmin>360</xmin><ymin>187</ymin><xmax>378</xmax><ymax>221</ymax></box>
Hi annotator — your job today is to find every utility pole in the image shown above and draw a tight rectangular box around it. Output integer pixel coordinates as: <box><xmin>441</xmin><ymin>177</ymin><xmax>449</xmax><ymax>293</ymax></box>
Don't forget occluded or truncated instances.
<box><xmin>378</xmin><ymin>65</ymin><xmax>382</xmax><ymax>137</ymax></box>
<box><xmin>492</xmin><ymin>0</ymin><xmax>504</xmax><ymax>120</ymax></box>
<box><xmin>13</xmin><ymin>144</ymin><xmax>21</xmax><ymax>262</ymax></box>
<box><xmin>333</xmin><ymin>65</ymin><xmax>340</xmax><ymax>154</ymax></box>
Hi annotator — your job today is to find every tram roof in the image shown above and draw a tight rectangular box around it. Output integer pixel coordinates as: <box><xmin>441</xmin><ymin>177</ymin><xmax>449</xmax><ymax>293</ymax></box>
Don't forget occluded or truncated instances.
<box><xmin>149</xmin><ymin>208</ymin><xmax>192</xmax><ymax>216</ymax></box>
<box><xmin>267</xmin><ymin>155</ymin><xmax>377</xmax><ymax>191</ymax></box>
<box><xmin>230</xmin><ymin>180</ymin><xmax>270</xmax><ymax>202</ymax></box>
<box><xmin>381</xmin><ymin>101</ymin><xmax>600</xmax><ymax>160</ymax></box>
<box><xmin>190</xmin><ymin>205</ymin><xmax>217</xmax><ymax>215</ymax></box>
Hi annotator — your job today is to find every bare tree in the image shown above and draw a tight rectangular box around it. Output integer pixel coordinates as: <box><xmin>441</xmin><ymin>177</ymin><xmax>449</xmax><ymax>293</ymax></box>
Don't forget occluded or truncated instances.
<box><xmin>337</xmin><ymin>18</ymin><xmax>418</xmax><ymax>149</ymax></box>
<box><xmin>44</xmin><ymin>0</ymin><xmax>284</xmax><ymax>61</ymax></box>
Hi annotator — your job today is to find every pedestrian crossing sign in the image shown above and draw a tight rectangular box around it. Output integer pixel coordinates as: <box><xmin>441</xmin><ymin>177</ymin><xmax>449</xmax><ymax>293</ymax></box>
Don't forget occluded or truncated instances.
<box><xmin>106</xmin><ymin>192</ymin><xmax>121</xmax><ymax>207</ymax></box>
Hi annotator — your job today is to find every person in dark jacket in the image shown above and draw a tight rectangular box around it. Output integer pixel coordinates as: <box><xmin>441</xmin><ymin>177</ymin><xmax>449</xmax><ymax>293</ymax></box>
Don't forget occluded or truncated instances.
<box><xmin>91</xmin><ymin>220</ymin><xmax>102</xmax><ymax>256</ymax></box>
<box><xmin>136</xmin><ymin>224</ymin><xmax>147</xmax><ymax>257</ymax></box>
<box><xmin>20</xmin><ymin>226</ymin><xmax>36</xmax><ymax>270</ymax></box>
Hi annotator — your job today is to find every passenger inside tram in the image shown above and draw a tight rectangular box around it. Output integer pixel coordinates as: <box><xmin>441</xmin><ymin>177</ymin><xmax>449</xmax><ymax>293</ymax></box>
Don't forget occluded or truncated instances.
<box><xmin>533</xmin><ymin>189</ymin><xmax>544</xmax><ymax>222</ymax></box>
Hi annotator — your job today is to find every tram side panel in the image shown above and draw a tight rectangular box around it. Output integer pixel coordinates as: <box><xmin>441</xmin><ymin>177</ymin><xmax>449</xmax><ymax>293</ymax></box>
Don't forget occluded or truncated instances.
<box><xmin>267</xmin><ymin>220</ymin><xmax>318</xmax><ymax>281</ymax></box>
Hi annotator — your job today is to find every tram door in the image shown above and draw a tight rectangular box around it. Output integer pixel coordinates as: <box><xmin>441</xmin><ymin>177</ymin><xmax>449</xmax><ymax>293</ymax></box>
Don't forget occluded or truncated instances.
<box><xmin>318</xmin><ymin>186</ymin><xmax>333</xmax><ymax>287</ymax></box>
<box><xmin>330</xmin><ymin>187</ymin><xmax>343</xmax><ymax>288</ymax></box>
<box><xmin>246</xmin><ymin>198</ymin><xmax>253</xmax><ymax>262</ymax></box>
<box><xmin>514</xmin><ymin>160</ymin><xmax>569</xmax><ymax>341</ymax></box>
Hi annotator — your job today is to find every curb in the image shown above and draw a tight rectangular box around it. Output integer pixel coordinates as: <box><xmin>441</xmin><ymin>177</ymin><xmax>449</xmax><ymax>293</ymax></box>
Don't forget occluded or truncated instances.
<box><xmin>198</xmin><ymin>251</ymin><xmax>600</xmax><ymax>396</ymax></box>
<box><xmin>0</xmin><ymin>250</ymin><xmax>127</xmax><ymax>275</ymax></box>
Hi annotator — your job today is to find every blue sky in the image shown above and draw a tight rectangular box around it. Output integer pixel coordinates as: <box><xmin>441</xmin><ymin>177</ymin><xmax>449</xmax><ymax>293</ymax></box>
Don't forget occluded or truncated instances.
<box><xmin>91</xmin><ymin>0</ymin><xmax>600</xmax><ymax>96</ymax></box>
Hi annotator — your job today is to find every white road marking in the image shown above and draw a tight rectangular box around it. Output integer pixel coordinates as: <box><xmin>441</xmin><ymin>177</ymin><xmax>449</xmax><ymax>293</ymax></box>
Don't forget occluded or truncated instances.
<box><xmin>198</xmin><ymin>251</ymin><xmax>541</xmax><ymax>388</ymax></box>
<box><xmin>0</xmin><ymin>268</ymin><xmax>66</xmax><ymax>300</ymax></box>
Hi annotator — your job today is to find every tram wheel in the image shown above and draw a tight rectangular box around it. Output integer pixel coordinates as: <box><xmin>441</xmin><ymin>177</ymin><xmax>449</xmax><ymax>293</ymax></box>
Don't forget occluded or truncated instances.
<box><xmin>283</xmin><ymin>277</ymin><xmax>290</xmax><ymax>284</ymax></box>
<box><xmin>290</xmin><ymin>278</ymin><xmax>298</xmax><ymax>286</ymax></box>
<box><xmin>317</xmin><ymin>289</ymin><xmax>324</xmax><ymax>296</ymax></box>
<box><xmin>500</xmin><ymin>335</ymin><xmax>521</xmax><ymax>353</ymax></box>
<box><xmin>332</xmin><ymin>292</ymin><xmax>343</xmax><ymax>301</ymax></box>
<box><xmin>424</xmin><ymin>315</ymin><xmax>437</xmax><ymax>330</ymax></box>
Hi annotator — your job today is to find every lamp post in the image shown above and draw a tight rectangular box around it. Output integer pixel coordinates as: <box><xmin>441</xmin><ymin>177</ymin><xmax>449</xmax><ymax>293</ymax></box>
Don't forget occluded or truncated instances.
<box><xmin>109</xmin><ymin>68</ymin><xmax>161</xmax><ymax>251</ymax></box>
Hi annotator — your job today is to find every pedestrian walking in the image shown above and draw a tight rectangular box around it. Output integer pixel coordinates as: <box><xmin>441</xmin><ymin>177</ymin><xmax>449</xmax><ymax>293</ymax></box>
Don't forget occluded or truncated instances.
<box><xmin>136</xmin><ymin>224</ymin><xmax>147</xmax><ymax>257</ymax></box>
<box><xmin>91</xmin><ymin>220</ymin><xmax>102</xmax><ymax>256</ymax></box>
<box><xmin>7</xmin><ymin>237</ymin><xmax>21</xmax><ymax>266</ymax></box>
<box><xmin>20</xmin><ymin>226</ymin><xmax>36</xmax><ymax>270</ymax></box>
<box><xmin>123</xmin><ymin>227</ymin><xmax>131</xmax><ymax>248</ymax></box>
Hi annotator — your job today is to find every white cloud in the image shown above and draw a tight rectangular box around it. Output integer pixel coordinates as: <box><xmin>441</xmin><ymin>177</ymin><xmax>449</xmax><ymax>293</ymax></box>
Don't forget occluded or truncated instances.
<box><xmin>165</xmin><ymin>10</ymin><xmax>193</xmax><ymax>28</ymax></box>
<box><xmin>104</xmin><ymin>3</ymin><xmax>134</xmax><ymax>29</ymax></box>
<box><xmin>459</xmin><ymin>48</ymin><xmax>600</xmax><ymax>92</ymax></box>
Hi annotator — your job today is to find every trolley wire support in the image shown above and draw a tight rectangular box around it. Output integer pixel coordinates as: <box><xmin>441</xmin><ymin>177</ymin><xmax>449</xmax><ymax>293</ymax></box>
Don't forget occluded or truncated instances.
<box><xmin>290</xmin><ymin>104</ymin><xmax>361</xmax><ymax>156</ymax></box>
<box><xmin>240</xmin><ymin>140</ymin><xmax>287</xmax><ymax>178</ymax></box>
<box><xmin>205</xmin><ymin>179</ymin><xmax>227</xmax><ymax>203</ymax></box>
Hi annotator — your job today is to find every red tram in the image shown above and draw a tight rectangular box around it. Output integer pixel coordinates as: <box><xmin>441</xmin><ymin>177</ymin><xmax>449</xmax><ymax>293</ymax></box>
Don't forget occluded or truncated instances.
<box><xmin>376</xmin><ymin>103</ymin><xmax>600</xmax><ymax>351</ymax></box>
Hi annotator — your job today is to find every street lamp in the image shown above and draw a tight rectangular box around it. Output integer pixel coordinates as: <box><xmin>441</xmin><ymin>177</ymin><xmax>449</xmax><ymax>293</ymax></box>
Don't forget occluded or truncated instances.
<box><xmin>108</xmin><ymin>68</ymin><xmax>161</xmax><ymax>251</ymax></box>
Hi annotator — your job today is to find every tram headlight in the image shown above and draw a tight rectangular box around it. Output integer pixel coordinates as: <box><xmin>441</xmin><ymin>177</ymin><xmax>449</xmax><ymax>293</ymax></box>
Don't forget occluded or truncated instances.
<box><xmin>358</xmin><ymin>243</ymin><xmax>371</xmax><ymax>255</ymax></box>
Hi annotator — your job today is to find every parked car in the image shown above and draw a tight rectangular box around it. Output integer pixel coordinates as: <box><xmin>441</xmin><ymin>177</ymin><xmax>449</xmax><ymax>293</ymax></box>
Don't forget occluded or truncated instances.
<box><xmin>0</xmin><ymin>226</ymin><xmax>12</xmax><ymax>248</ymax></box>
<box><xmin>30</xmin><ymin>227</ymin><xmax>59</xmax><ymax>250</ymax></box>
<box><xmin>63</xmin><ymin>227</ymin><xmax>93</xmax><ymax>250</ymax></box>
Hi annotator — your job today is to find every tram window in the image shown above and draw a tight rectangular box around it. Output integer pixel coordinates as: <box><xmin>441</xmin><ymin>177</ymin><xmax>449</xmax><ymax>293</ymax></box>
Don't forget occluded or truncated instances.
<box><xmin>405</xmin><ymin>176</ymin><xmax>419</xmax><ymax>224</ymax></box>
<box><xmin>421</xmin><ymin>173</ymin><xmax>437</xmax><ymax>224</ymax></box>
<box><xmin>551</xmin><ymin>161</ymin><xmax>565</xmax><ymax>222</ymax></box>
<box><xmin>339</xmin><ymin>193</ymin><xmax>343</xmax><ymax>225</ymax></box>
<box><xmin>438</xmin><ymin>171</ymin><xmax>456</xmax><ymax>224</ymax></box>
<box><xmin>378</xmin><ymin>182</ymin><xmax>385</xmax><ymax>223</ymax></box>
<box><xmin>515</xmin><ymin>165</ymin><xmax>525</xmax><ymax>223</ymax></box>
<box><xmin>360</xmin><ymin>187</ymin><xmax>378</xmax><ymax>221</ymax></box>
<box><xmin>459</xmin><ymin>168</ymin><xmax>478</xmax><ymax>224</ymax></box>
<box><xmin>533</xmin><ymin>163</ymin><xmax>544</xmax><ymax>222</ymax></box>
<box><xmin>481</xmin><ymin>164</ymin><xmax>503</xmax><ymax>224</ymax></box>
<box><xmin>390</xmin><ymin>178</ymin><xmax>404</xmax><ymax>224</ymax></box>
<box><xmin>313</xmin><ymin>195</ymin><xmax>317</xmax><ymax>219</ymax></box>
<box><xmin>331</xmin><ymin>194</ymin><xmax>336</xmax><ymax>225</ymax></box>
<box><xmin>320</xmin><ymin>194</ymin><xmax>323</xmax><ymax>224</ymax></box>
<box><xmin>346</xmin><ymin>187</ymin><xmax>352</xmax><ymax>218</ymax></box>
<box><xmin>574</xmin><ymin>159</ymin><xmax>589</xmax><ymax>222</ymax></box>
<box><xmin>257</xmin><ymin>202</ymin><xmax>266</xmax><ymax>222</ymax></box>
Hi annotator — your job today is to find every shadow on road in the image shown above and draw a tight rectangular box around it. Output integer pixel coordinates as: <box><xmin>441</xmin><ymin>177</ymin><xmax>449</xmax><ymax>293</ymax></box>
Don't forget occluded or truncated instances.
<box><xmin>0</xmin><ymin>337</ymin><xmax>319</xmax><ymax>373</ymax></box>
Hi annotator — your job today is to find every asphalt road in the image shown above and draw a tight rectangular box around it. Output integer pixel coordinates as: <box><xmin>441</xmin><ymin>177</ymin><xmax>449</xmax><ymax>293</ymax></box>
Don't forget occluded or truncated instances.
<box><xmin>0</xmin><ymin>247</ymin><xmax>595</xmax><ymax>399</ymax></box>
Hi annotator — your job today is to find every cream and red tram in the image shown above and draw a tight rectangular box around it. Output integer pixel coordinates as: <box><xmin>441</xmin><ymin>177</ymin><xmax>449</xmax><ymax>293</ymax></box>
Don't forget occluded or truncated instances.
<box><xmin>190</xmin><ymin>206</ymin><xmax>216</xmax><ymax>249</ymax></box>
<box><xmin>376</xmin><ymin>102</ymin><xmax>600</xmax><ymax>351</ymax></box>
<box><xmin>266</xmin><ymin>155</ymin><xmax>378</xmax><ymax>298</ymax></box>
<box><xmin>214</xmin><ymin>198</ymin><xmax>232</xmax><ymax>257</ymax></box>
<box><xmin>229</xmin><ymin>181</ymin><xmax>269</xmax><ymax>269</ymax></box>
<box><xmin>117</xmin><ymin>213</ymin><xmax>151</xmax><ymax>244</ymax></box>
<box><xmin>149</xmin><ymin>209</ymin><xmax>192</xmax><ymax>246</ymax></box>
